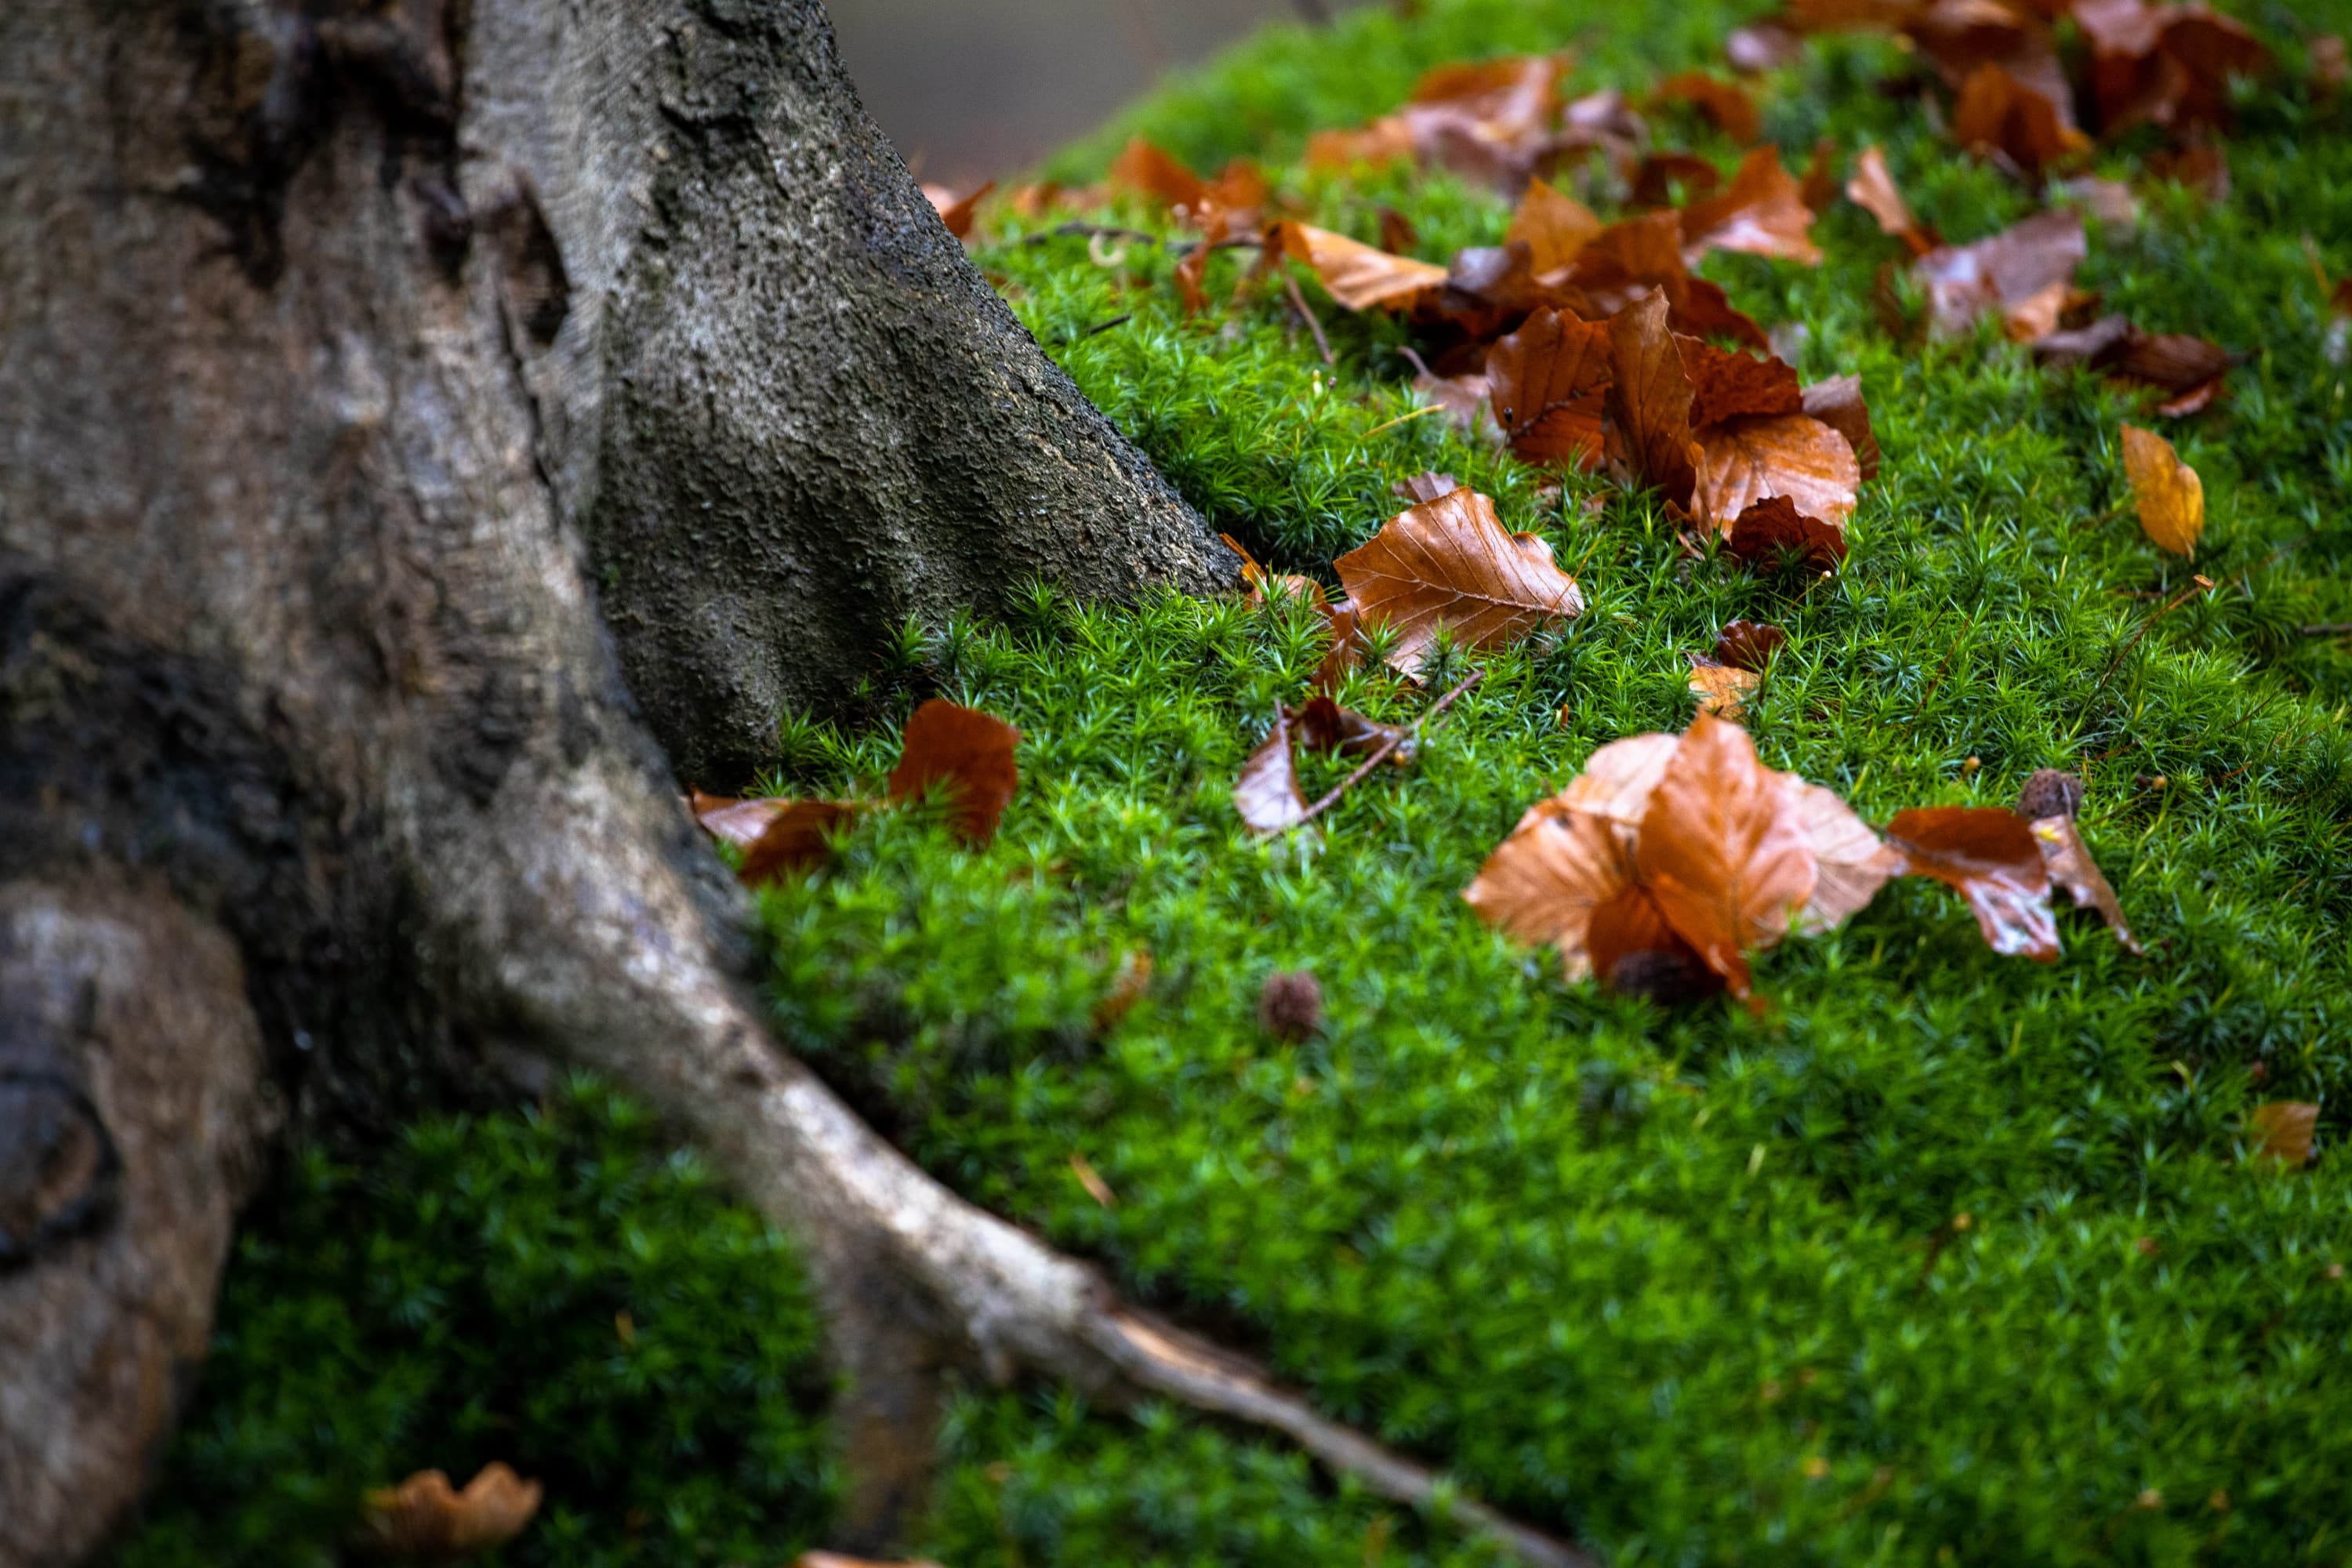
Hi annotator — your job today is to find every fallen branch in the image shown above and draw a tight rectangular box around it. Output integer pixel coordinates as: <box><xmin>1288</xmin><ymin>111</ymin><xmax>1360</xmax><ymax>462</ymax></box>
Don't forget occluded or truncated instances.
<box><xmin>1294</xmin><ymin>669</ymin><xmax>1485</xmax><ymax>829</ymax></box>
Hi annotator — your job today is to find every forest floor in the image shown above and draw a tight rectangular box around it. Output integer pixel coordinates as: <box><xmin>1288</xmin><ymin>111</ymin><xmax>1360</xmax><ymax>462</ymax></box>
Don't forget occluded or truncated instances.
<box><xmin>125</xmin><ymin>1</ymin><xmax>2352</xmax><ymax>1565</ymax></box>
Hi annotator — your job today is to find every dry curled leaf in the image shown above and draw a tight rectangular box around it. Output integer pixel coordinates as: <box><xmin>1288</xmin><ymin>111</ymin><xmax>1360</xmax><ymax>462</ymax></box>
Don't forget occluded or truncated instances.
<box><xmin>1588</xmin><ymin>881</ymin><xmax>1726</xmax><ymax>1002</ymax></box>
<box><xmin>887</xmin><ymin>699</ymin><xmax>1022</xmax><ymax>844</ymax></box>
<box><xmin>923</xmin><ymin>180</ymin><xmax>994</xmax><ymax>241</ymax></box>
<box><xmin>1309</xmin><ymin>53</ymin><xmax>1572</xmax><ymax>192</ymax></box>
<box><xmin>1108</xmin><ymin>139</ymin><xmax>1266</xmax><ymax>228</ymax></box>
<box><xmin>1846</xmin><ymin>145</ymin><xmax>1936</xmax><ymax>256</ymax></box>
<box><xmin>1654</xmin><ymin>71</ymin><xmax>1763</xmax><ymax>143</ymax></box>
<box><xmin>1067</xmin><ymin>1150</ymin><xmax>1119</xmax><ymax>1208</ymax></box>
<box><xmin>1488</xmin><ymin>307</ymin><xmax>1613</xmax><ymax>468</ymax></box>
<box><xmin>2078</xmin><ymin>0</ymin><xmax>2274</xmax><ymax>136</ymax></box>
<box><xmin>1800</xmin><ymin>375</ymin><xmax>1883</xmax><ymax>482</ymax></box>
<box><xmin>1462</xmin><ymin>796</ymin><xmax>1634</xmax><ymax>983</ymax></box>
<box><xmin>689</xmin><ymin>791</ymin><xmax>862</xmax><ymax>885</ymax></box>
<box><xmin>1727</xmin><ymin>21</ymin><xmax>1807</xmax><ymax>72</ymax></box>
<box><xmin>1392</xmin><ymin>471</ymin><xmax>1460</xmax><ymax>504</ymax></box>
<box><xmin>1782</xmin><ymin>774</ymin><xmax>1900</xmax><ymax>936</ymax></box>
<box><xmin>1221</xmin><ymin>532</ymin><xmax>1325</xmax><ymax>607</ymax></box>
<box><xmin>1679</xmin><ymin>146</ymin><xmax>1823</xmax><ymax>266</ymax></box>
<box><xmin>1606</xmin><ymin>289</ymin><xmax>1702</xmax><ymax>509</ymax></box>
<box><xmin>362</xmin><ymin>1463</ymin><xmax>543</xmax><ymax>1559</ymax></box>
<box><xmin>1333</xmin><ymin>486</ymin><xmax>1585</xmax><ymax>674</ymax></box>
<box><xmin>1276</xmin><ymin>222</ymin><xmax>1449</xmax><ymax>311</ymax></box>
<box><xmin>1886</xmin><ymin>805</ymin><xmax>2059</xmax><ymax>960</ymax></box>
<box><xmin>2120</xmin><ymin>423</ymin><xmax>2204</xmax><ymax>557</ymax></box>
<box><xmin>1951</xmin><ymin>62</ymin><xmax>2091</xmax><ymax>174</ymax></box>
<box><xmin>1506</xmin><ymin>177</ymin><xmax>1605</xmax><ymax>275</ymax></box>
<box><xmin>1714</xmin><ymin>619</ymin><xmax>1788</xmax><ymax>671</ymax></box>
<box><xmin>2029</xmin><ymin>814</ymin><xmax>2143</xmax><ymax>954</ymax></box>
<box><xmin>2247</xmin><ymin>1101</ymin><xmax>2320</xmax><ymax>1169</ymax></box>
<box><xmin>1689</xmin><ymin>659</ymin><xmax>1760</xmax><ymax>719</ymax></box>
<box><xmin>2033</xmin><ymin>320</ymin><xmax>2239</xmax><ymax>413</ymax></box>
<box><xmin>1290</xmin><ymin>694</ymin><xmax>1416</xmax><ymax>765</ymax></box>
<box><xmin>1915</xmin><ymin>209</ymin><xmax>2086</xmax><ymax>340</ymax></box>
<box><xmin>1682</xmin><ymin>337</ymin><xmax>1806</xmax><ymax>430</ymax></box>
<box><xmin>1695</xmin><ymin>412</ymin><xmax>1861</xmax><ymax>535</ymax></box>
<box><xmin>1235</xmin><ymin>708</ymin><xmax>1311</xmax><ymax>834</ymax></box>
<box><xmin>1725</xmin><ymin>494</ymin><xmax>1849</xmax><ymax>571</ymax></box>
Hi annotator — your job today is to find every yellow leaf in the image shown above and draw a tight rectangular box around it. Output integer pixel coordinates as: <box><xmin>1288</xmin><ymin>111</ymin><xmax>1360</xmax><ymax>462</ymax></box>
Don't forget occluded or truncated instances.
<box><xmin>2120</xmin><ymin>423</ymin><xmax>2204</xmax><ymax>557</ymax></box>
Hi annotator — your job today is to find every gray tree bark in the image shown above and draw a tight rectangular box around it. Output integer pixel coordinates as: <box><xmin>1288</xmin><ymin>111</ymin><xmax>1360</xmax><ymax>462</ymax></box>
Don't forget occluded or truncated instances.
<box><xmin>0</xmin><ymin>2</ymin><xmax>1579</xmax><ymax>1565</ymax></box>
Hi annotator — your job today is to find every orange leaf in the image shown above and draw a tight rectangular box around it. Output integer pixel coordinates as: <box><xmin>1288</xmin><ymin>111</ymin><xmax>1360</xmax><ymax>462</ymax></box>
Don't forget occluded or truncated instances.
<box><xmin>923</xmin><ymin>180</ymin><xmax>995</xmax><ymax>241</ymax></box>
<box><xmin>1688</xmin><ymin>659</ymin><xmax>1759</xmax><ymax>720</ymax></box>
<box><xmin>1679</xmin><ymin>147</ymin><xmax>1822</xmax><ymax>266</ymax></box>
<box><xmin>1276</xmin><ymin>222</ymin><xmax>1449</xmax><ymax>312</ymax></box>
<box><xmin>1235</xmin><ymin>709</ymin><xmax>1310</xmax><ymax>834</ymax></box>
<box><xmin>1333</xmin><ymin>487</ymin><xmax>1585</xmax><ymax>674</ymax></box>
<box><xmin>1487</xmin><ymin>308</ymin><xmax>1613</xmax><ymax>468</ymax></box>
<box><xmin>1781</xmin><ymin>774</ymin><xmax>1900</xmax><ymax>935</ymax></box>
<box><xmin>1799</xmin><ymin>375</ymin><xmax>1883</xmax><ymax>483</ymax></box>
<box><xmin>1108</xmin><ymin>138</ymin><xmax>1209</xmax><ymax>213</ymax></box>
<box><xmin>2247</xmin><ymin>1102</ymin><xmax>2320</xmax><ymax>1169</ymax></box>
<box><xmin>1952</xmin><ymin>63</ymin><xmax>2091</xmax><ymax>175</ymax></box>
<box><xmin>1220</xmin><ymin>532</ymin><xmax>1325</xmax><ymax>608</ymax></box>
<box><xmin>1632</xmin><ymin>151</ymin><xmax>1726</xmax><ymax>209</ymax></box>
<box><xmin>1507</xmin><ymin>178</ymin><xmax>1605</xmax><ymax>275</ymax></box>
<box><xmin>887</xmin><ymin>699</ymin><xmax>1021</xmax><ymax>844</ymax></box>
<box><xmin>1682</xmin><ymin>338</ymin><xmax>1806</xmax><ymax>431</ymax></box>
<box><xmin>1724</xmin><ymin>494</ymin><xmax>1849</xmax><ymax>572</ymax></box>
<box><xmin>1694</xmin><ymin>413</ymin><xmax>1861</xmax><ymax>533</ymax></box>
<box><xmin>362</xmin><ymin>1464</ymin><xmax>543</xmax><ymax>1558</ymax></box>
<box><xmin>1886</xmin><ymin>806</ymin><xmax>2059</xmax><ymax>960</ymax></box>
<box><xmin>2027</xmin><ymin>813</ymin><xmax>2143</xmax><ymax>955</ymax></box>
<box><xmin>1588</xmin><ymin>882</ymin><xmax>1726</xmax><ymax>1002</ymax></box>
<box><xmin>1845</xmin><ymin>145</ymin><xmax>1934</xmax><ymax>255</ymax></box>
<box><xmin>688</xmin><ymin>789</ymin><xmax>795</xmax><ymax>850</ymax></box>
<box><xmin>1462</xmin><ymin>795</ymin><xmax>1635</xmax><ymax>982</ymax></box>
<box><xmin>1633</xmin><ymin>713</ymin><xmax>1818</xmax><ymax>998</ymax></box>
<box><xmin>1654</xmin><ymin>71</ymin><xmax>1763</xmax><ymax>143</ymax></box>
<box><xmin>1606</xmin><ymin>289</ymin><xmax>1701</xmax><ymax>510</ymax></box>
<box><xmin>2120</xmin><ymin>423</ymin><xmax>2204</xmax><ymax>557</ymax></box>
<box><xmin>739</xmin><ymin>800</ymin><xmax>864</xmax><ymax>885</ymax></box>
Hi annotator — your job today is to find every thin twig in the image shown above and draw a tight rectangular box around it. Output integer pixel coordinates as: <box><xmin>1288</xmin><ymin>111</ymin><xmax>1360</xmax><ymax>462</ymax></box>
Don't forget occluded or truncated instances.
<box><xmin>1284</xmin><ymin>270</ymin><xmax>1335</xmax><ymax>366</ymax></box>
<box><xmin>1082</xmin><ymin>313</ymin><xmax>1132</xmax><ymax>337</ymax></box>
<box><xmin>1293</xmin><ymin>669</ymin><xmax>1483</xmax><ymax>829</ymax></box>
<box><xmin>2299</xmin><ymin>622</ymin><xmax>2352</xmax><ymax>636</ymax></box>
<box><xmin>1359</xmin><ymin>403</ymin><xmax>1443</xmax><ymax>440</ymax></box>
<box><xmin>2090</xmin><ymin>573</ymin><xmax>2216</xmax><ymax>701</ymax></box>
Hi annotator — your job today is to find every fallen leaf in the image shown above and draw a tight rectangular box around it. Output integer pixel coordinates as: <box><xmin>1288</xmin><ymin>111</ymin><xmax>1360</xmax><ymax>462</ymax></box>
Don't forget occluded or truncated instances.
<box><xmin>2248</xmin><ymin>1102</ymin><xmax>2320</xmax><ymax>1169</ymax></box>
<box><xmin>1235</xmin><ymin>709</ymin><xmax>1311</xmax><ymax>834</ymax></box>
<box><xmin>1411</xmin><ymin>367</ymin><xmax>1497</xmax><ymax>434</ymax></box>
<box><xmin>1725</xmin><ymin>494</ymin><xmax>1849</xmax><ymax>571</ymax></box>
<box><xmin>1689</xmin><ymin>659</ymin><xmax>1761</xmax><ymax>719</ymax></box>
<box><xmin>1108</xmin><ymin>140</ymin><xmax>1265</xmax><ymax>227</ymax></box>
<box><xmin>1679</xmin><ymin>146</ymin><xmax>1824</xmax><ymax>265</ymax></box>
<box><xmin>362</xmin><ymin>1464</ymin><xmax>543</xmax><ymax>1559</ymax></box>
<box><xmin>1798</xmin><ymin>136</ymin><xmax>1842</xmax><ymax>216</ymax></box>
<box><xmin>1782</xmin><ymin>775</ymin><xmax>1900</xmax><ymax>935</ymax></box>
<box><xmin>887</xmin><ymin>699</ymin><xmax>1022</xmax><ymax>844</ymax></box>
<box><xmin>1654</xmin><ymin>71</ymin><xmax>1763</xmax><ymax>143</ymax></box>
<box><xmin>1606</xmin><ymin>289</ymin><xmax>1702</xmax><ymax>509</ymax></box>
<box><xmin>1800</xmin><ymin>375</ymin><xmax>1883</xmax><ymax>481</ymax></box>
<box><xmin>1714</xmin><ymin>619</ymin><xmax>1789</xmax><ymax>671</ymax></box>
<box><xmin>2314</xmin><ymin>34</ymin><xmax>2349</xmax><ymax>97</ymax></box>
<box><xmin>2033</xmin><ymin>321</ymin><xmax>2238</xmax><ymax>411</ymax></box>
<box><xmin>1694</xmin><ymin>412</ymin><xmax>1862</xmax><ymax>534</ymax></box>
<box><xmin>923</xmin><ymin>180</ymin><xmax>995</xmax><ymax>240</ymax></box>
<box><xmin>1727</xmin><ymin>21</ymin><xmax>1808</xmax><ymax>72</ymax></box>
<box><xmin>1846</xmin><ymin>145</ymin><xmax>1936</xmax><ymax>255</ymax></box>
<box><xmin>1632</xmin><ymin>150</ymin><xmax>1726</xmax><ymax>209</ymax></box>
<box><xmin>1312</xmin><ymin>54</ymin><xmax>1573</xmax><ymax>191</ymax></box>
<box><xmin>1507</xmin><ymin>178</ymin><xmax>1605</xmax><ymax>274</ymax></box>
<box><xmin>2078</xmin><ymin>0</ymin><xmax>2273</xmax><ymax>135</ymax></box>
<box><xmin>1635</xmin><ymin>713</ymin><xmax>1818</xmax><ymax>997</ymax></box>
<box><xmin>2119</xmin><ymin>423</ymin><xmax>2204</xmax><ymax>556</ymax></box>
<box><xmin>2147</xmin><ymin>143</ymin><xmax>2229</xmax><ymax>201</ymax></box>
<box><xmin>1575</xmin><ymin>212</ymin><xmax>1772</xmax><ymax>348</ymax></box>
<box><xmin>1886</xmin><ymin>805</ymin><xmax>2059</xmax><ymax>960</ymax></box>
<box><xmin>1276</xmin><ymin>222</ymin><xmax>1449</xmax><ymax>311</ymax></box>
<box><xmin>1290</xmin><ymin>694</ymin><xmax>1416</xmax><ymax>765</ymax></box>
<box><xmin>2028</xmin><ymin>815</ymin><xmax>2143</xmax><ymax>954</ymax></box>
<box><xmin>1221</xmin><ymin>532</ymin><xmax>1325</xmax><ymax>607</ymax></box>
<box><xmin>1463</xmin><ymin>796</ymin><xmax>1635</xmax><ymax>982</ymax></box>
<box><xmin>1488</xmin><ymin>307</ymin><xmax>1614</xmax><ymax>468</ymax></box>
<box><xmin>1091</xmin><ymin>950</ymin><xmax>1154</xmax><ymax>1033</ymax></box>
<box><xmin>1915</xmin><ymin>209</ymin><xmax>2087</xmax><ymax>339</ymax></box>
<box><xmin>1588</xmin><ymin>881</ymin><xmax>1726</xmax><ymax>1001</ymax></box>
<box><xmin>1392</xmin><ymin>471</ymin><xmax>1460</xmax><ymax>503</ymax></box>
<box><xmin>1068</xmin><ymin>1150</ymin><xmax>1119</xmax><ymax>1207</ymax></box>
<box><xmin>1334</xmin><ymin>486</ymin><xmax>1586</xmax><ymax>673</ymax></box>
<box><xmin>688</xmin><ymin>789</ymin><xmax>794</xmax><ymax>849</ymax></box>
<box><xmin>1951</xmin><ymin>61</ymin><xmax>2091</xmax><ymax>174</ymax></box>
<box><xmin>2053</xmin><ymin>175</ymin><xmax>2140</xmax><ymax>234</ymax></box>
<box><xmin>1683</xmin><ymin>338</ymin><xmax>1806</xmax><ymax>431</ymax></box>
<box><xmin>738</xmin><ymin>800</ymin><xmax>865</xmax><ymax>885</ymax></box>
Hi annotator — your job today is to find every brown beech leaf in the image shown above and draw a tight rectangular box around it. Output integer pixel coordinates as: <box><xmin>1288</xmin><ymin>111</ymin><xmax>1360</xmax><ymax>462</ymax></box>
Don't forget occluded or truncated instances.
<box><xmin>2028</xmin><ymin>814</ymin><xmax>2143</xmax><ymax>955</ymax></box>
<box><xmin>1091</xmin><ymin>950</ymin><xmax>1155</xmax><ymax>1035</ymax></box>
<box><xmin>1312</xmin><ymin>53</ymin><xmax>1571</xmax><ymax>191</ymax></box>
<box><xmin>1462</xmin><ymin>796</ymin><xmax>1635</xmax><ymax>982</ymax></box>
<box><xmin>1377</xmin><ymin>205</ymin><xmax>1422</xmax><ymax>256</ymax></box>
<box><xmin>1800</xmin><ymin>375</ymin><xmax>1883</xmax><ymax>482</ymax></box>
<box><xmin>2247</xmin><ymin>1101</ymin><xmax>2320</xmax><ymax>1169</ymax></box>
<box><xmin>1312</xmin><ymin>597</ymin><xmax>1363</xmax><ymax>693</ymax></box>
<box><xmin>1632</xmin><ymin>150</ymin><xmax>1726</xmax><ymax>209</ymax></box>
<box><xmin>1234</xmin><ymin>709</ymin><xmax>1310</xmax><ymax>834</ymax></box>
<box><xmin>923</xmin><ymin>180</ymin><xmax>994</xmax><ymax>241</ymax></box>
<box><xmin>1682</xmin><ymin>339</ymin><xmax>1806</xmax><ymax>431</ymax></box>
<box><xmin>1588</xmin><ymin>882</ymin><xmax>1726</xmax><ymax>1003</ymax></box>
<box><xmin>1654</xmin><ymin>71</ymin><xmax>1763</xmax><ymax>143</ymax></box>
<box><xmin>688</xmin><ymin>789</ymin><xmax>794</xmax><ymax>850</ymax></box>
<box><xmin>2033</xmin><ymin>321</ymin><xmax>2239</xmax><ymax>412</ymax></box>
<box><xmin>362</xmin><ymin>1464</ymin><xmax>543</xmax><ymax>1559</ymax></box>
<box><xmin>2147</xmin><ymin>143</ymin><xmax>2230</xmax><ymax>202</ymax></box>
<box><xmin>1728</xmin><ymin>21</ymin><xmax>1808</xmax><ymax>72</ymax></box>
<box><xmin>2120</xmin><ymin>423</ymin><xmax>2204</xmax><ymax>557</ymax></box>
<box><xmin>2078</xmin><ymin>0</ymin><xmax>2274</xmax><ymax>135</ymax></box>
<box><xmin>1488</xmin><ymin>308</ymin><xmax>1613</xmax><ymax>469</ymax></box>
<box><xmin>1782</xmin><ymin>775</ymin><xmax>1900</xmax><ymax>935</ymax></box>
<box><xmin>1915</xmin><ymin>209</ymin><xmax>2086</xmax><ymax>339</ymax></box>
<box><xmin>1725</xmin><ymin>494</ymin><xmax>1849</xmax><ymax>571</ymax></box>
<box><xmin>1694</xmin><ymin>413</ymin><xmax>1861</xmax><ymax>533</ymax></box>
<box><xmin>1221</xmin><ymin>532</ymin><xmax>1325</xmax><ymax>607</ymax></box>
<box><xmin>1633</xmin><ymin>713</ymin><xmax>1818</xmax><ymax>998</ymax></box>
<box><xmin>1276</xmin><ymin>222</ymin><xmax>1449</xmax><ymax>311</ymax></box>
<box><xmin>1290</xmin><ymin>694</ymin><xmax>1416</xmax><ymax>766</ymax></box>
<box><xmin>1951</xmin><ymin>62</ymin><xmax>2091</xmax><ymax>175</ymax></box>
<box><xmin>1846</xmin><ymin>145</ymin><xmax>1936</xmax><ymax>256</ymax></box>
<box><xmin>887</xmin><ymin>699</ymin><xmax>1021</xmax><ymax>844</ymax></box>
<box><xmin>1410</xmin><ymin>367</ymin><xmax>1497</xmax><ymax>436</ymax></box>
<box><xmin>1335</xmin><ymin>486</ymin><xmax>1585</xmax><ymax>674</ymax></box>
<box><xmin>1798</xmin><ymin>136</ymin><xmax>1842</xmax><ymax>217</ymax></box>
<box><xmin>1689</xmin><ymin>659</ymin><xmax>1760</xmax><ymax>719</ymax></box>
<box><xmin>1714</xmin><ymin>619</ymin><xmax>1789</xmax><ymax>671</ymax></box>
<box><xmin>1575</xmin><ymin>212</ymin><xmax>1771</xmax><ymax>349</ymax></box>
<box><xmin>738</xmin><ymin>800</ymin><xmax>865</xmax><ymax>886</ymax></box>
<box><xmin>1506</xmin><ymin>178</ymin><xmax>1605</xmax><ymax>275</ymax></box>
<box><xmin>1606</xmin><ymin>289</ymin><xmax>1701</xmax><ymax>509</ymax></box>
<box><xmin>1679</xmin><ymin>147</ymin><xmax>1823</xmax><ymax>266</ymax></box>
<box><xmin>1886</xmin><ymin>805</ymin><xmax>2059</xmax><ymax>960</ymax></box>
<box><xmin>1108</xmin><ymin>140</ymin><xmax>1265</xmax><ymax>228</ymax></box>
<box><xmin>1392</xmin><ymin>471</ymin><xmax>1461</xmax><ymax>504</ymax></box>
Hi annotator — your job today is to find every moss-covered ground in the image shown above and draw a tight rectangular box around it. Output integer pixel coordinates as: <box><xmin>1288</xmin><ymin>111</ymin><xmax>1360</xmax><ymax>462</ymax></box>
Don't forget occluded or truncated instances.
<box><xmin>130</xmin><ymin>1</ymin><xmax>2352</xmax><ymax>1563</ymax></box>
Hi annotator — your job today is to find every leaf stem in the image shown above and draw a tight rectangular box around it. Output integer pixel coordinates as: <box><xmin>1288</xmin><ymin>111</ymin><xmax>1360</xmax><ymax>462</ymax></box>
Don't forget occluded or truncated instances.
<box><xmin>1292</xmin><ymin>669</ymin><xmax>1483</xmax><ymax>829</ymax></box>
<box><xmin>1284</xmin><ymin>270</ymin><xmax>1335</xmax><ymax>367</ymax></box>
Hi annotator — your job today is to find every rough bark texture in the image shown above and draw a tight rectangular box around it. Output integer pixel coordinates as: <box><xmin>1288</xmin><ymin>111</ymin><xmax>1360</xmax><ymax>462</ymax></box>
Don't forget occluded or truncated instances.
<box><xmin>0</xmin><ymin>1</ymin><xmax>1575</xmax><ymax>1564</ymax></box>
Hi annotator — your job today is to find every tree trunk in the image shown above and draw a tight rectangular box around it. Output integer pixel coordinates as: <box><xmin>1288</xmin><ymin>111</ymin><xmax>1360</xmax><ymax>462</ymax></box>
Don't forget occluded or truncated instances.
<box><xmin>0</xmin><ymin>2</ymin><xmax>1581</xmax><ymax>1565</ymax></box>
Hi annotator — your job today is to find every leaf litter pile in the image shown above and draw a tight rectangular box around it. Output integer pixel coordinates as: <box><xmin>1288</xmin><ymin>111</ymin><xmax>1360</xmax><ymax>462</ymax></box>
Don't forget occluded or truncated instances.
<box><xmin>445</xmin><ymin>2</ymin><xmax>2352</xmax><ymax>1565</ymax></box>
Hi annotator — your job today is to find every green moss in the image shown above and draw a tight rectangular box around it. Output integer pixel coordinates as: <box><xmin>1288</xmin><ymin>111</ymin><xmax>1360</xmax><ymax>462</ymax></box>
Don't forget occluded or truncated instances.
<box><xmin>135</xmin><ymin>1</ymin><xmax>2352</xmax><ymax>1563</ymax></box>
<box><xmin>121</xmin><ymin>1083</ymin><xmax>836</xmax><ymax>1568</ymax></box>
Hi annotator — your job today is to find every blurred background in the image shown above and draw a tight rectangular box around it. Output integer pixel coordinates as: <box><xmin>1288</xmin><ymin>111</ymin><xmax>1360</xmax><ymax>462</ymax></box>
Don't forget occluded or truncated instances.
<box><xmin>828</xmin><ymin>0</ymin><xmax>1376</xmax><ymax>188</ymax></box>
